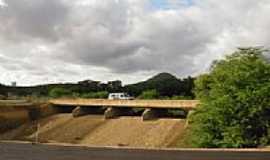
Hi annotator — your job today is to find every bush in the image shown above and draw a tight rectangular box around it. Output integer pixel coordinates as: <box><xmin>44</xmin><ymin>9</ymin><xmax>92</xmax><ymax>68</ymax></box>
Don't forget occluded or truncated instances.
<box><xmin>80</xmin><ymin>91</ymin><xmax>108</xmax><ymax>99</ymax></box>
<box><xmin>49</xmin><ymin>88</ymin><xmax>72</xmax><ymax>98</ymax></box>
<box><xmin>72</xmin><ymin>92</ymin><xmax>80</xmax><ymax>98</ymax></box>
<box><xmin>94</xmin><ymin>91</ymin><xmax>109</xmax><ymax>98</ymax></box>
<box><xmin>171</xmin><ymin>95</ymin><xmax>192</xmax><ymax>100</ymax></box>
<box><xmin>138</xmin><ymin>89</ymin><xmax>159</xmax><ymax>99</ymax></box>
<box><xmin>189</xmin><ymin>47</ymin><xmax>270</xmax><ymax>148</ymax></box>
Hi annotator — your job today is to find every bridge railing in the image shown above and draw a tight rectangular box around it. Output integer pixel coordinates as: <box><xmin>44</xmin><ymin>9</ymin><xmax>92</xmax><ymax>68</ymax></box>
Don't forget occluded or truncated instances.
<box><xmin>50</xmin><ymin>99</ymin><xmax>199</xmax><ymax>110</ymax></box>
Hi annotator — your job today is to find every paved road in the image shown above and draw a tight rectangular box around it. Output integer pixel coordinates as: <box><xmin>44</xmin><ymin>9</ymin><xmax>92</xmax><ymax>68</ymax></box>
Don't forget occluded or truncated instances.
<box><xmin>0</xmin><ymin>142</ymin><xmax>270</xmax><ymax>160</ymax></box>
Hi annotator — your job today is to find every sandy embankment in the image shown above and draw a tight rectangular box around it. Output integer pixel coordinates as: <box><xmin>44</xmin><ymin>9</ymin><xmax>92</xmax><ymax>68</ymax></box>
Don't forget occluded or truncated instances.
<box><xmin>0</xmin><ymin>113</ymin><xmax>186</xmax><ymax>148</ymax></box>
<box><xmin>0</xmin><ymin>105</ymin><xmax>30</xmax><ymax>134</ymax></box>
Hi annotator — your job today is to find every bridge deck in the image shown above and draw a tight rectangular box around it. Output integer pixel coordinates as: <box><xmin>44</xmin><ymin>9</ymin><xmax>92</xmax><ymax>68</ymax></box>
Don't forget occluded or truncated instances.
<box><xmin>50</xmin><ymin>99</ymin><xmax>199</xmax><ymax>110</ymax></box>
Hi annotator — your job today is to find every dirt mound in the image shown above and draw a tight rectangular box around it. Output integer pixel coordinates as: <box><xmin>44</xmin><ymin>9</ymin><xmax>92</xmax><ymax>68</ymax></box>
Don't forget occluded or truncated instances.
<box><xmin>80</xmin><ymin>117</ymin><xmax>185</xmax><ymax>147</ymax></box>
<box><xmin>0</xmin><ymin>106</ymin><xmax>30</xmax><ymax>133</ymax></box>
<box><xmin>0</xmin><ymin>114</ymin><xmax>186</xmax><ymax>148</ymax></box>
<box><xmin>30</xmin><ymin>114</ymin><xmax>105</xmax><ymax>143</ymax></box>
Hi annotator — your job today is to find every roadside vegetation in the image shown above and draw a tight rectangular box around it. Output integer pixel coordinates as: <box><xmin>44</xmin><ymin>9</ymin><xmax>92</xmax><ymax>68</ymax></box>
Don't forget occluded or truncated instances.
<box><xmin>80</xmin><ymin>91</ymin><xmax>109</xmax><ymax>99</ymax></box>
<box><xmin>138</xmin><ymin>89</ymin><xmax>160</xmax><ymax>99</ymax></box>
<box><xmin>48</xmin><ymin>88</ymin><xmax>109</xmax><ymax>99</ymax></box>
<box><xmin>187</xmin><ymin>47</ymin><xmax>270</xmax><ymax>148</ymax></box>
<box><xmin>48</xmin><ymin>88</ymin><xmax>72</xmax><ymax>98</ymax></box>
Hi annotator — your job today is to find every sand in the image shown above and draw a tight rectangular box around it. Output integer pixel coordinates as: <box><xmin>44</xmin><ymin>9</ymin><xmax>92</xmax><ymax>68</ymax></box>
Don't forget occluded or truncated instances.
<box><xmin>0</xmin><ymin>114</ymin><xmax>186</xmax><ymax>148</ymax></box>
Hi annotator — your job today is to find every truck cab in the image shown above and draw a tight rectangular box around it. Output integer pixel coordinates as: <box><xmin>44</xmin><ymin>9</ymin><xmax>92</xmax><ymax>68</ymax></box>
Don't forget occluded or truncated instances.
<box><xmin>108</xmin><ymin>93</ymin><xmax>134</xmax><ymax>100</ymax></box>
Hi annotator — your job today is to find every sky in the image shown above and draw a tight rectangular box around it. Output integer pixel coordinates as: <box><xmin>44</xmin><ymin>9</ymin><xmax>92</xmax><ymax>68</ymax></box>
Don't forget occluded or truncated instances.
<box><xmin>0</xmin><ymin>0</ymin><xmax>269</xmax><ymax>86</ymax></box>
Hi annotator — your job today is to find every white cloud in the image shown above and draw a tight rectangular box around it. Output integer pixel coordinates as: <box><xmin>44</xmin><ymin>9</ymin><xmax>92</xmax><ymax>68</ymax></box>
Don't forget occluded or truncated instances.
<box><xmin>0</xmin><ymin>0</ymin><xmax>7</xmax><ymax>7</ymax></box>
<box><xmin>0</xmin><ymin>0</ymin><xmax>269</xmax><ymax>86</ymax></box>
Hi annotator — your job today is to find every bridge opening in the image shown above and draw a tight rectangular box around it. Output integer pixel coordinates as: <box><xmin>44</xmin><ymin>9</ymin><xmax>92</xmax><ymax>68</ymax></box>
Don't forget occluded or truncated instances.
<box><xmin>104</xmin><ymin>107</ymin><xmax>135</xmax><ymax>119</ymax></box>
<box><xmin>142</xmin><ymin>108</ymin><xmax>189</xmax><ymax>121</ymax></box>
<box><xmin>165</xmin><ymin>109</ymin><xmax>188</xmax><ymax>119</ymax></box>
<box><xmin>72</xmin><ymin>106</ymin><xmax>106</xmax><ymax>117</ymax></box>
<box><xmin>132</xmin><ymin>108</ymin><xmax>145</xmax><ymax>116</ymax></box>
<box><xmin>52</xmin><ymin>105</ymin><xmax>76</xmax><ymax>113</ymax></box>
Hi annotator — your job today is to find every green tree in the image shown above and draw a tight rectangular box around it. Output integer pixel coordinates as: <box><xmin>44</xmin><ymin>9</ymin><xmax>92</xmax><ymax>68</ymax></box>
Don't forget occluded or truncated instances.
<box><xmin>49</xmin><ymin>88</ymin><xmax>72</xmax><ymax>98</ymax></box>
<box><xmin>94</xmin><ymin>91</ymin><xmax>109</xmax><ymax>98</ymax></box>
<box><xmin>138</xmin><ymin>89</ymin><xmax>159</xmax><ymax>99</ymax></box>
<box><xmin>124</xmin><ymin>73</ymin><xmax>195</xmax><ymax>98</ymax></box>
<box><xmin>189</xmin><ymin>47</ymin><xmax>270</xmax><ymax>148</ymax></box>
<box><xmin>80</xmin><ymin>91</ymin><xmax>108</xmax><ymax>99</ymax></box>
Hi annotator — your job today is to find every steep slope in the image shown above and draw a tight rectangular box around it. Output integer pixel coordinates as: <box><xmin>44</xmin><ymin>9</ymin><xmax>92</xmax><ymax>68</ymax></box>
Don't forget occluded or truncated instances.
<box><xmin>80</xmin><ymin>117</ymin><xmax>186</xmax><ymax>147</ymax></box>
<box><xmin>0</xmin><ymin>114</ymin><xmax>186</xmax><ymax>148</ymax></box>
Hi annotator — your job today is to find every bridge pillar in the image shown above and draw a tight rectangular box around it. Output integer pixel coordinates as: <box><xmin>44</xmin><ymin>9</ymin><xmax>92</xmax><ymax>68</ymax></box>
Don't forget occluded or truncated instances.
<box><xmin>104</xmin><ymin>107</ymin><xmax>134</xmax><ymax>119</ymax></box>
<box><xmin>72</xmin><ymin>106</ymin><xmax>103</xmax><ymax>117</ymax></box>
<box><xmin>72</xmin><ymin>106</ymin><xmax>85</xmax><ymax>117</ymax></box>
<box><xmin>142</xmin><ymin>108</ymin><xmax>166</xmax><ymax>121</ymax></box>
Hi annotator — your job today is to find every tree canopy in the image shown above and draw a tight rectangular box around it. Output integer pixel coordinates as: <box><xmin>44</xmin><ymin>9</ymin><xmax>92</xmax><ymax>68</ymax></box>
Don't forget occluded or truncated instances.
<box><xmin>138</xmin><ymin>89</ymin><xmax>159</xmax><ymax>99</ymax></box>
<box><xmin>49</xmin><ymin>87</ymin><xmax>72</xmax><ymax>98</ymax></box>
<box><xmin>125</xmin><ymin>72</ymin><xmax>195</xmax><ymax>98</ymax></box>
<box><xmin>190</xmin><ymin>47</ymin><xmax>270</xmax><ymax>148</ymax></box>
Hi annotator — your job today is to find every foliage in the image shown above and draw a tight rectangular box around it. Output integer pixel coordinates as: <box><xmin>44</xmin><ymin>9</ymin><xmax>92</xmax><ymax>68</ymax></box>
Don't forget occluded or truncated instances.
<box><xmin>189</xmin><ymin>47</ymin><xmax>270</xmax><ymax>148</ymax></box>
<box><xmin>171</xmin><ymin>95</ymin><xmax>193</xmax><ymax>100</ymax></box>
<box><xmin>49</xmin><ymin>88</ymin><xmax>72</xmax><ymax>98</ymax></box>
<box><xmin>1</xmin><ymin>81</ymin><xmax>120</xmax><ymax>98</ymax></box>
<box><xmin>80</xmin><ymin>91</ymin><xmax>109</xmax><ymax>99</ymax></box>
<box><xmin>125</xmin><ymin>73</ymin><xmax>195</xmax><ymax>98</ymax></box>
<box><xmin>138</xmin><ymin>89</ymin><xmax>160</xmax><ymax>99</ymax></box>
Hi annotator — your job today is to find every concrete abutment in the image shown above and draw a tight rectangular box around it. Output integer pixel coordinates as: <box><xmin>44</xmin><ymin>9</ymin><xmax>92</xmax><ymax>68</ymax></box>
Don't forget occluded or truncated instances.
<box><xmin>104</xmin><ymin>107</ymin><xmax>134</xmax><ymax>119</ymax></box>
<box><xmin>142</xmin><ymin>108</ymin><xmax>168</xmax><ymax>121</ymax></box>
<box><xmin>72</xmin><ymin>106</ymin><xmax>104</xmax><ymax>117</ymax></box>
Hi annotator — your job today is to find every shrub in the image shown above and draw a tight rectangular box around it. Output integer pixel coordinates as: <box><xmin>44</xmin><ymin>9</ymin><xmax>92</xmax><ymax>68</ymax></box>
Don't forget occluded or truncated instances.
<box><xmin>138</xmin><ymin>89</ymin><xmax>159</xmax><ymax>99</ymax></box>
<box><xmin>189</xmin><ymin>47</ymin><xmax>270</xmax><ymax>148</ymax></box>
<box><xmin>94</xmin><ymin>91</ymin><xmax>109</xmax><ymax>98</ymax></box>
<box><xmin>80</xmin><ymin>91</ymin><xmax>108</xmax><ymax>99</ymax></box>
<box><xmin>171</xmin><ymin>95</ymin><xmax>192</xmax><ymax>100</ymax></box>
<box><xmin>49</xmin><ymin>88</ymin><xmax>72</xmax><ymax>98</ymax></box>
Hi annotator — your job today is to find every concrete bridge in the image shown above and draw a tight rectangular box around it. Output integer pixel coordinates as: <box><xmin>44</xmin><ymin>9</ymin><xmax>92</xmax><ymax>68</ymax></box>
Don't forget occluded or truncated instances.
<box><xmin>50</xmin><ymin>99</ymin><xmax>199</xmax><ymax>120</ymax></box>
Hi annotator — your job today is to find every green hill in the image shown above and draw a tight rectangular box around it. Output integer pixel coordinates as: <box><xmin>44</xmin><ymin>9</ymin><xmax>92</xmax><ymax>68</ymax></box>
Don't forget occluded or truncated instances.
<box><xmin>124</xmin><ymin>73</ymin><xmax>195</xmax><ymax>98</ymax></box>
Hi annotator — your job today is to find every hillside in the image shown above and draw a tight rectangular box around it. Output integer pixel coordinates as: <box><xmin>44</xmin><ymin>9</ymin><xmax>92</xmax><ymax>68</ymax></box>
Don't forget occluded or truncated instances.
<box><xmin>125</xmin><ymin>72</ymin><xmax>195</xmax><ymax>97</ymax></box>
<box><xmin>0</xmin><ymin>72</ymin><xmax>195</xmax><ymax>99</ymax></box>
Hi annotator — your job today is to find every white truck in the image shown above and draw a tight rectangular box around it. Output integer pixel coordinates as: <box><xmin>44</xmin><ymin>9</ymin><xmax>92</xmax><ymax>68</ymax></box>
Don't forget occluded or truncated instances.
<box><xmin>108</xmin><ymin>93</ymin><xmax>134</xmax><ymax>100</ymax></box>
